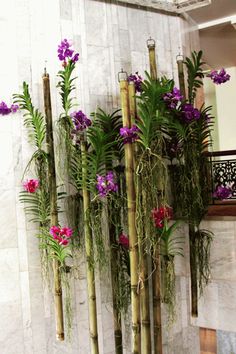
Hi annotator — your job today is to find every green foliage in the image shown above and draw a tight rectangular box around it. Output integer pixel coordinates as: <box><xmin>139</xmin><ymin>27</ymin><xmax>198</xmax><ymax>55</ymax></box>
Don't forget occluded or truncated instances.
<box><xmin>159</xmin><ymin>221</ymin><xmax>184</xmax><ymax>258</ymax></box>
<box><xmin>14</xmin><ymin>82</ymin><xmax>46</xmax><ymax>150</ymax></box>
<box><xmin>91</xmin><ymin>107</ymin><xmax>123</xmax><ymax>160</ymax></box>
<box><xmin>136</xmin><ymin>72</ymin><xmax>173</xmax><ymax>150</ymax></box>
<box><xmin>169</xmin><ymin>50</ymin><xmax>214</xmax><ymax>298</ymax></box>
<box><xmin>70</xmin><ymin>119</ymin><xmax>120</xmax><ymax>194</ymax></box>
<box><xmin>184</xmin><ymin>50</ymin><xmax>205</xmax><ymax>104</ymax></box>
<box><xmin>19</xmin><ymin>190</ymin><xmax>66</xmax><ymax>225</ymax></box>
<box><xmin>57</xmin><ymin>61</ymin><xmax>77</xmax><ymax>117</ymax></box>
<box><xmin>19</xmin><ymin>190</ymin><xmax>50</xmax><ymax>225</ymax></box>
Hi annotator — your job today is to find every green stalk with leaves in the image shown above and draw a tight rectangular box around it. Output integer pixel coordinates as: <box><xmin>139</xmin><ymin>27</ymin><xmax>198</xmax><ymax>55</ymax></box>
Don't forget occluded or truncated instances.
<box><xmin>91</xmin><ymin>107</ymin><xmax>126</xmax><ymax>354</ymax></box>
<box><xmin>56</xmin><ymin>48</ymin><xmax>101</xmax><ymax>351</ymax></box>
<box><xmin>170</xmin><ymin>51</ymin><xmax>214</xmax><ymax>317</ymax></box>
<box><xmin>81</xmin><ymin>138</ymin><xmax>99</xmax><ymax>354</ymax></box>
<box><xmin>42</xmin><ymin>71</ymin><xmax>64</xmax><ymax>340</ymax></box>
<box><xmin>128</xmin><ymin>81</ymin><xmax>151</xmax><ymax>354</ymax></box>
<box><xmin>14</xmin><ymin>82</ymin><xmax>71</xmax><ymax>339</ymax></box>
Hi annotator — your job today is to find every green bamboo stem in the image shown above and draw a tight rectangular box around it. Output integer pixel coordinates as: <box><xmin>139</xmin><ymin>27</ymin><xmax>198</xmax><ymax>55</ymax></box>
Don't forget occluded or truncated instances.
<box><xmin>147</xmin><ymin>40</ymin><xmax>163</xmax><ymax>354</ymax></box>
<box><xmin>119</xmin><ymin>79</ymin><xmax>140</xmax><ymax>354</ymax></box>
<box><xmin>128</xmin><ymin>82</ymin><xmax>136</xmax><ymax>126</ymax></box>
<box><xmin>177</xmin><ymin>59</ymin><xmax>186</xmax><ymax>100</ymax></box>
<box><xmin>147</xmin><ymin>42</ymin><xmax>157</xmax><ymax>81</ymax></box>
<box><xmin>43</xmin><ymin>71</ymin><xmax>64</xmax><ymax>341</ymax></box>
<box><xmin>129</xmin><ymin>81</ymin><xmax>151</xmax><ymax>354</ymax></box>
<box><xmin>81</xmin><ymin>139</ymin><xmax>99</xmax><ymax>354</ymax></box>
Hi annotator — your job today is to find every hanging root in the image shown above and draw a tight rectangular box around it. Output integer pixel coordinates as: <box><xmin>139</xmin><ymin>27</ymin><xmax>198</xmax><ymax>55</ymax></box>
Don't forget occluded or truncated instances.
<box><xmin>89</xmin><ymin>201</ymin><xmax>107</xmax><ymax>269</ymax></box>
<box><xmin>61</xmin><ymin>267</ymin><xmax>73</xmax><ymax>340</ymax></box>
<box><xmin>196</xmin><ymin>228</ymin><xmax>213</xmax><ymax>295</ymax></box>
<box><xmin>162</xmin><ymin>256</ymin><xmax>176</xmax><ymax>324</ymax></box>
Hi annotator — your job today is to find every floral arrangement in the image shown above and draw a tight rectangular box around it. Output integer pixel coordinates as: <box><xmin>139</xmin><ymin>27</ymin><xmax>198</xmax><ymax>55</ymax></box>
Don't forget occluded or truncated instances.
<box><xmin>6</xmin><ymin>34</ymin><xmax>231</xmax><ymax>353</ymax></box>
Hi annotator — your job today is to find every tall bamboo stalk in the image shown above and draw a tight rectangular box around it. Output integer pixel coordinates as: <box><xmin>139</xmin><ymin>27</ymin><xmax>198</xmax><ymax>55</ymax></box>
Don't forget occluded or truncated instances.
<box><xmin>119</xmin><ymin>78</ymin><xmax>140</xmax><ymax>354</ymax></box>
<box><xmin>81</xmin><ymin>138</ymin><xmax>99</xmax><ymax>354</ymax></box>
<box><xmin>128</xmin><ymin>82</ymin><xmax>151</xmax><ymax>354</ymax></box>
<box><xmin>147</xmin><ymin>38</ymin><xmax>157</xmax><ymax>80</ymax></box>
<box><xmin>147</xmin><ymin>39</ymin><xmax>163</xmax><ymax>354</ymax></box>
<box><xmin>42</xmin><ymin>71</ymin><xmax>64</xmax><ymax>341</ymax></box>
<box><xmin>177</xmin><ymin>57</ymin><xmax>186</xmax><ymax>100</ymax></box>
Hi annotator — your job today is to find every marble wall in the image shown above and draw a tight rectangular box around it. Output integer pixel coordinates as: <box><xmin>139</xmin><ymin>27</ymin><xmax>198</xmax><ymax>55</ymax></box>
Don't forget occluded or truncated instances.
<box><xmin>1</xmin><ymin>1</ymin><xmax>230</xmax><ymax>354</ymax></box>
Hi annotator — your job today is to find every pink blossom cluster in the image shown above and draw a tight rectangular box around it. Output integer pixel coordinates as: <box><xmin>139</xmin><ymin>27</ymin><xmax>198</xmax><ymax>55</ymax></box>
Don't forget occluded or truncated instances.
<box><xmin>50</xmin><ymin>226</ymin><xmax>73</xmax><ymax>246</ymax></box>
<box><xmin>23</xmin><ymin>179</ymin><xmax>39</xmax><ymax>193</ymax></box>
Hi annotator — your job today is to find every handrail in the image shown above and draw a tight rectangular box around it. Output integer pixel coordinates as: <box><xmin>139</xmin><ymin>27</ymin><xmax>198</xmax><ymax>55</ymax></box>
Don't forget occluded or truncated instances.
<box><xmin>204</xmin><ymin>150</ymin><xmax>236</xmax><ymax>157</ymax></box>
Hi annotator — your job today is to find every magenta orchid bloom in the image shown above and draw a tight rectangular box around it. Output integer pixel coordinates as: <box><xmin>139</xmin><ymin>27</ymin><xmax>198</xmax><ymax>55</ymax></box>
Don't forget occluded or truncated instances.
<box><xmin>118</xmin><ymin>233</ymin><xmax>129</xmax><ymax>249</ymax></box>
<box><xmin>23</xmin><ymin>179</ymin><xmax>39</xmax><ymax>193</ymax></box>
<box><xmin>57</xmin><ymin>39</ymin><xmax>79</xmax><ymax>66</ymax></box>
<box><xmin>50</xmin><ymin>226</ymin><xmax>73</xmax><ymax>246</ymax></box>
<box><xmin>207</xmin><ymin>68</ymin><xmax>230</xmax><ymax>85</ymax></box>
<box><xmin>0</xmin><ymin>101</ymin><xmax>19</xmax><ymax>115</ymax></box>
<box><xmin>96</xmin><ymin>171</ymin><xmax>118</xmax><ymax>197</ymax></box>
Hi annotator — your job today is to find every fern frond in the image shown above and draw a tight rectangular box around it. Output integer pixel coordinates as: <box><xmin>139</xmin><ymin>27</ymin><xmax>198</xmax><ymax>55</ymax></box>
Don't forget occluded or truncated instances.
<box><xmin>184</xmin><ymin>51</ymin><xmax>205</xmax><ymax>104</ymax></box>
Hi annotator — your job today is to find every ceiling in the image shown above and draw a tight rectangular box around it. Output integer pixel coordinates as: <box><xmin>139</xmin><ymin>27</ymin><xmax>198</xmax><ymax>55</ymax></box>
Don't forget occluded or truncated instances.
<box><xmin>187</xmin><ymin>0</ymin><xmax>236</xmax><ymax>68</ymax></box>
<box><xmin>188</xmin><ymin>0</ymin><xmax>236</xmax><ymax>23</ymax></box>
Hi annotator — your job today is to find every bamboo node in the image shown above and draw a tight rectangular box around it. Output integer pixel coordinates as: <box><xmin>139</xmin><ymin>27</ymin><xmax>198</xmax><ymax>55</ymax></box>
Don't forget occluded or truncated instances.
<box><xmin>132</xmin><ymin>324</ymin><xmax>140</xmax><ymax>333</ymax></box>
<box><xmin>56</xmin><ymin>332</ymin><xmax>65</xmax><ymax>341</ymax></box>
<box><xmin>141</xmin><ymin>320</ymin><xmax>151</xmax><ymax>326</ymax></box>
<box><xmin>131</xmin><ymin>284</ymin><xmax>138</xmax><ymax>294</ymax></box>
<box><xmin>90</xmin><ymin>333</ymin><xmax>98</xmax><ymax>340</ymax></box>
<box><xmin>55</xmin><ymin>289</ymin><xmax>62</xmax><ymax>296</ymax></box>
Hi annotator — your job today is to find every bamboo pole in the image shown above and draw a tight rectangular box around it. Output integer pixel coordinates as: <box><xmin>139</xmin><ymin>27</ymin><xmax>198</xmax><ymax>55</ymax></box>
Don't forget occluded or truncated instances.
<box><xmin>42</xmin><ymin>71</ymin><xmax>64</xmax><ymax>341</ymax></box>
<box><xmin>128</xmin><ymin>82</ymin><xmax>151</xmax><ymax>354</ymax></box>
<box><xmin>147</xmin><ymin>39</ymin><xmax>163</xmax><ymax>354</ymax></box>
<box><xmin>177</xmin><ymin>57</ymin><xmax>186</xmax><ymax>100</ymax></box>
<box><xmin>81</xmin><ymin>138</ymin><xmax>99</xmax><ymax>354</ymax></box>
<box><xmin>147</xmin><ymin>38</ymin><xmax>157</xmax><ymax>81</ymax></box>
<box><xmin>119</xmin><ymin>78</ymin><xmax>140</xmax><ymax>354</ymax></box>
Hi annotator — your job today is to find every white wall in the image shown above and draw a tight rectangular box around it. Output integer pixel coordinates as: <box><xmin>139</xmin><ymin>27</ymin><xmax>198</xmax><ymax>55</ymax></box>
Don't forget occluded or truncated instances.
<box><xmin>203</xmin><ymin>67</ymin><xmax>236</xmax><ymax>152</ymax></box>
<box><xmin>0</xmin><ymin>1</ymin><xmax>202</xmax><ymax>353</ymax></box>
